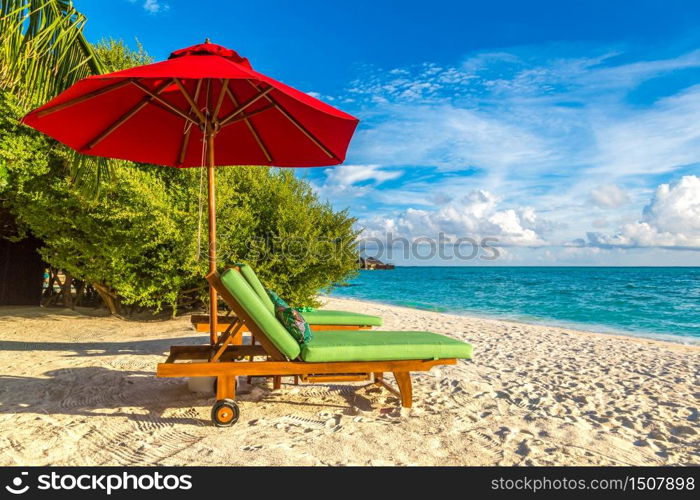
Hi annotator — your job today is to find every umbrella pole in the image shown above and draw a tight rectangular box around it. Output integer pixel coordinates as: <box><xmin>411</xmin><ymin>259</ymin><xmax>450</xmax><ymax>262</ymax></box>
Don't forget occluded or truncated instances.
<box><xmin>207</xmin><ymin>132</ymin><xmax>218</xmax><ymax>345</ymax></box>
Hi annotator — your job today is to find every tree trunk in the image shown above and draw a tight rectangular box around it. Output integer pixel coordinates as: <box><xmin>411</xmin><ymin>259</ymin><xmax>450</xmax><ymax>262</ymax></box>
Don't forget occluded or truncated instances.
<box><xmin>93</xmin><ymin>282</ymin><xmax>121</xmax><ymax>316</ymax></box>
<box><xmin>73</xmin><ymin>279</ymin><xmax>85</xmax><ymax>306</ymax></box>
<box><xmin>63</xmin><ymin>272</ymin><xmax>73</xmax><ymax>309</ymax></box>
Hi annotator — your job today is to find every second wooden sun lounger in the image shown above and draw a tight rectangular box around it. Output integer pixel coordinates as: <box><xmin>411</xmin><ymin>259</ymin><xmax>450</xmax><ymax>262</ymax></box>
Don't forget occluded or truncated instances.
<box><xmin>190</xmin><ymin>263</ymin><xmax>383</xmax><ymax>333</ymax></box>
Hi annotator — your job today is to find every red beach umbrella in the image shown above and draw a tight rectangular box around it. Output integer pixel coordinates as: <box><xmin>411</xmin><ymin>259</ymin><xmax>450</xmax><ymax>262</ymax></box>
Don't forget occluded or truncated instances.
<box><xmin>22</xmin><ymin>41</ymin><xmax>359</xmax><ymax>341</ymax></box>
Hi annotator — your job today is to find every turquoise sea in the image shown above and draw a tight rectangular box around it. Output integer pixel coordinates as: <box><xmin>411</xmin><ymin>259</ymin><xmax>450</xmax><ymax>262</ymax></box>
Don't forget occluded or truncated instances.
<box><xmin>331</xmin><ymin>267</ymin><xmax>700</xmax><ymax>344</ymax></box>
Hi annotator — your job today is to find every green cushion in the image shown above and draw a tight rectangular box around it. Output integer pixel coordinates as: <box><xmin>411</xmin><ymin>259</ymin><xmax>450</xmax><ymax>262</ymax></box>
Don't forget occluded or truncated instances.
<box><xmin>302</xmin><ymin>310</ymin><xmax>383</xmax><ymax>327</ymax></box>
<box><xmin>235</xmin><ymin>263</ymin><xmax>275</xmax><ymax>314</ymax></box>
<box><xmin>268</xmin><ymin>290</ymin><xmax>312</xmax><ymax>344</ymax></box>
<box><xmin>300</xmin><ymin>330</ymin><xmax>473</xmax><ymax>362</ymax></box>
<box><xmin>220</xmin><ymin>269</ymin><xmax>300</xmax><ymax>360</ymax></box>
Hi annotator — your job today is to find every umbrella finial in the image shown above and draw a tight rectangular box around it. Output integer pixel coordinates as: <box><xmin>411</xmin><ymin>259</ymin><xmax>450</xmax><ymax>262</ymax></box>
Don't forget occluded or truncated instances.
<box><xmin>205</xmin><ymin>37</ymin><xmax>211</xmax><ymax>44</ymax></box>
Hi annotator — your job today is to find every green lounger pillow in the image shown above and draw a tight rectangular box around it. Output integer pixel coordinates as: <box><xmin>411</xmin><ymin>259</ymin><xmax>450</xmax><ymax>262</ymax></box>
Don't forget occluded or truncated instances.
<box><xmin>267</xmin><ymin>290</ymin><xmax>313</xmax><ymax>344</ymax></box>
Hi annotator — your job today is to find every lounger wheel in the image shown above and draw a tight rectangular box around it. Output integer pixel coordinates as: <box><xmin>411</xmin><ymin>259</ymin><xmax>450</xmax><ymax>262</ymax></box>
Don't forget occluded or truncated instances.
<box><xmin>211</xmin><ymin>399</ymin><xmax>239</xmax><ymax>427</ymax></box>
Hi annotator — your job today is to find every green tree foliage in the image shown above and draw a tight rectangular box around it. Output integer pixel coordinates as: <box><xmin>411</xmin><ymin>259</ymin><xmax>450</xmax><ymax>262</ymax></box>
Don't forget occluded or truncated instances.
<box><xmin>213</xmin><ymin>167</ymin><xmax>359</xmax><ymax>306</ymax></box>
<box><xmin>0</xmin><ymin>86</ymin><xmax>359</xmax><ymax>314</ymax></box>
<box><xmin>93</xmin><ymin>37</ymin><xmax>153</xmax><ymax>72</ymax></box>
<box><xmin>0</xmin><ymin>0</ymin><xmax>111</xmax><ymax>194</ymax></box>
<box><xmin>0</xmin><ymin>24</ymin><xmax>359</xmax><ymax>314</ymax></box>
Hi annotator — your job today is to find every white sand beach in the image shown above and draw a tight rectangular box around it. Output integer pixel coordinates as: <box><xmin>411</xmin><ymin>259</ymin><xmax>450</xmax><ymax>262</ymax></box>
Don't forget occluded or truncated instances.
<box><xmin>0</xmin><ymin>297</ymin><xmax>697</xmax><ymax>466</ymax></box>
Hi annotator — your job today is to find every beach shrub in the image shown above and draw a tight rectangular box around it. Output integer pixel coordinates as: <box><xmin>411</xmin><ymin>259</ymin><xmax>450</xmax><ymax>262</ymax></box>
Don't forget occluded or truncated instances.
<box><xmin>93</xmin><ymin>38</ymin><xmax>153</xmax><ymax>72</ymax></box>
<box><xmin>0</xmin><ymin>90</ymin><xmax>359</xmax><ymax>312</ymax></box>
<box><xmin>213</xmin><ymin>166</ymin><xmax>360</xmax><ymax>306</ymax></box>
<box><xmin>0</xmin><ymin>39</ymin><xmax>359</xmax><ymax>314</ymax></box>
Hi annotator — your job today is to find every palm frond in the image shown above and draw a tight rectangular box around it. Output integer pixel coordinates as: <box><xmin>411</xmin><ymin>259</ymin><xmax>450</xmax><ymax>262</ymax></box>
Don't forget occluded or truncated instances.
<box><xmin>0</xmin><ymin>0</ymin><xmax>104</xmax><ymax>107</ymax></box>
<box><xmin>66</xmin><ymin>150</ymin><xmax>114</xmax><ymax>197</ymax></box>
<box><xmin>1</xmin><ymin>0</ymin><xmax>110</xmax><ymax>195</ymax></box>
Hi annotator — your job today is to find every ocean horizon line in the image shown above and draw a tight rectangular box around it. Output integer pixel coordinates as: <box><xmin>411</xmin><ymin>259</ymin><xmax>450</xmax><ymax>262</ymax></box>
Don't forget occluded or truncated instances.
<box><xmin>329</xmin><ymin>294</ymin><xmax>700</xmax><ymax>346</ymax></box>
<box><xmin>333</xmin><ymin>266</ymin><xmax>699</xmax><ymax>343</ymax></box>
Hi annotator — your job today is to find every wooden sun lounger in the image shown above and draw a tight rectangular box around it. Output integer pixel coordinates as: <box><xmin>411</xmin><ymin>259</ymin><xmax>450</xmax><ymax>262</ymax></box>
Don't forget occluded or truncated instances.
<box><xmin>188</xmin><ymin>263</ymin><xmax>382</xmax><ymax>335</ymax></box>
<box><xmin>157</xmin><ymin>269</ymin><xmax>466</xmax><ymax>427</ymax></box>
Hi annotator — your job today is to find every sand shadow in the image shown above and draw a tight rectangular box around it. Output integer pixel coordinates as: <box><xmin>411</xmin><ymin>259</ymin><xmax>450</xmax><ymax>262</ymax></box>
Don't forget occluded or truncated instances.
<box><xmin>0</xmin><ymin>333</ymin><xmax>387</xmax><ymax>426</ymax></box>
<box><xmin>260</xmin><ymin>381</ymin><xmax>378</xmax><ymax>412</ymax></box>
<box><xmin>0</xmin><ymin>305</ymin><xmax>198</xmax><ymax>322</ymax></box>
<box><xmin>0</xmin><ymin>306</ymin><xmax>109</xmax><ymax>320</ymax></box>
<box><xmin>0</xmin><ymin>336</ymin><xmax>205</xmax><ymax>357</ymax></box>
<box><xmin>0</xmin><ymin>366</ymin><xmax>211</xmax><ymax>426</ymax></box>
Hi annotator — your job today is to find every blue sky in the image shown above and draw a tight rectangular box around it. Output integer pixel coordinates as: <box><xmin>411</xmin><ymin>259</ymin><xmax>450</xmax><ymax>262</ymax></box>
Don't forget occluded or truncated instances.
<box><xmin>76</xmin><ymin>0</ymin><xmax>700</xmax><ymax>265</ymax></box>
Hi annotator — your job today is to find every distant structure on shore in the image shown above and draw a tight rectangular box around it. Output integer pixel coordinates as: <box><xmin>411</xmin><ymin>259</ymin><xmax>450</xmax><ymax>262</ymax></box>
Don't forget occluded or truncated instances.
<box><xmin>358</xmin><ymin>256</ymin><xmax>395</xmax><ymax>270</ymax></box>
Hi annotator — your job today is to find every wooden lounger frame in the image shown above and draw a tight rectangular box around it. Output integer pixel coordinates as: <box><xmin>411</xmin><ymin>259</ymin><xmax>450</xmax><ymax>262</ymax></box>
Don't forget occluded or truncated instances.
<box><xmin>156</xmin><ymin>270</ymin><xmax>457</xmax><ymax>419</ymax></box>
<box><xmin>189</xmin><ymin>314</ymin><xmax>373</xmax><ymax>333</ymax></box>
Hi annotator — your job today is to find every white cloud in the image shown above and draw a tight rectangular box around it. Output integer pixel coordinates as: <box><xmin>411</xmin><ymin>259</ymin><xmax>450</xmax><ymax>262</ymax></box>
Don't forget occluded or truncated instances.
<box><xmin>585</xmin><ymin>175</ymin><xmax>700</xmax><ymax>249</ymax></box>
<box><xmin>312</xmin><ymin>164</ymin><xmax>403</xmax><ymax>202</ymax></box>
<box><xmin>324</xmin><ymin>164</ymin><xmax>402</xmax><ymax>187</ymax></box>
<box><xmin>346</xmin><ymin>47</ymin><xmax>700</xmax><ymax>190</ymax></box>
<box><xmin>361</xmin><ymin>189</ymin><xmax>548</xmax><ymax>247</ymax></box>
<box><xmin>336</xmin><ymin>45</ymin><xmax>700</xmax><ymax>265</ymax></box>
<box><xmin>591</xmin><ymin>86</ymin><xmax>700</xmax><ymax>177</ymax></box>
<box><xmin>589</xmin><ymin>184</ymin><xmax>630</xmax><ymax>208</ymax></box>
<box><xmin>430</xmin><ymin>192</ymin><xmax>453</xmax><ymax>205</ymax></box>
<box><xmin>349</xmin><ymin>103</ymin><xmax>557</xmax><ymax>200</ymax></box>
<box><xmin>306</xmin><ymin>91</ymin><xmax>334</xmax><ymax>101</ymax></box>
<box><xmin>141</xmin><ymin>0</ymin><xmax>169</xmax><ymax>14</ymax></box>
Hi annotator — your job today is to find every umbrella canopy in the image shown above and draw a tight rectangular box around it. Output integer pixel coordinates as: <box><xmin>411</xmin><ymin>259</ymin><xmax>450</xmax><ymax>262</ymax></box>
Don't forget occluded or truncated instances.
<box><xmin>21</xmin><ymin>42</ymin><xmax>359</xmax><ymax>342</ymax></box>
<box><xmin>21</xmin><ymin>42</ymin><xmax>358</xmax><ymax>167</ymax></box>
